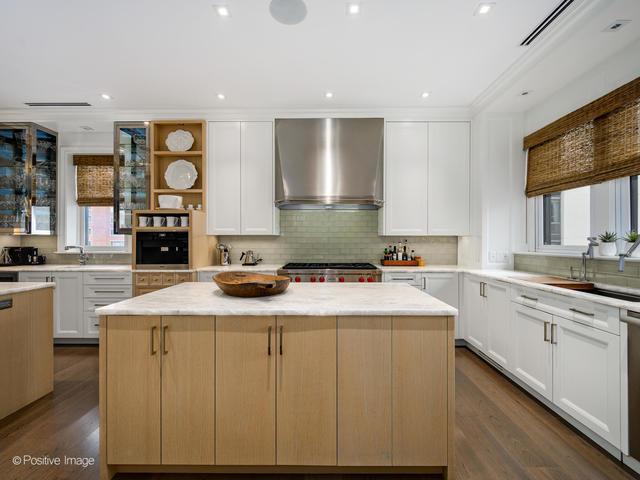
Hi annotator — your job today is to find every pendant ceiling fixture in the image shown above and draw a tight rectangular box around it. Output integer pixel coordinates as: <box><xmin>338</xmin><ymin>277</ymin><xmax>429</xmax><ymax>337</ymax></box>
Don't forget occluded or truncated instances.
<box><xmin>269</xmin><ymin>0</ymin><xmax>307</xmax><ymax>25</ymax></box>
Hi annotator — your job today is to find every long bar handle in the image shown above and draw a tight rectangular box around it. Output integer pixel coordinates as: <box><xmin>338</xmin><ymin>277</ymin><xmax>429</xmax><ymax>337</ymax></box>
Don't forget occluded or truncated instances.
<box><xmin>268</xmin><ymin>325</ymin><xmax>272</xmax><ymax>356</ymax></box>
<box><xmin>621</xmin><ymin>310</ymin><xmax>640</xmax><ymax>327</ymax></box>
<box><xmin>279</xmin><ymin>325</ymin><xmax>283</xmax><ymax>355</ymax></box>
<box><xmin>150</xmin><ymin>326</ymin><xmax>157</xmax><ymax>355</ymax></box>
<box><xmin>543</xmin><ymin>321</ymin><xmax>550</xmax><ymax>342</ymax></box>
<box><xmin>521</xmin><ymin>295</ymin><xmax>538</xmax><ymax>302</ymax></box>
<box><xmin>162</xmin><ymin>325</ymin><xmax>169</xmax><ymax>354</ymax></box>
<box><xmin>569</xmin><ymin>307</ymin><xmax>595</xmax><ymax>317</ymax></box>
<box><xmin>550</xmin><ymin>324</ymin><xmax>557</xmax><ymax>345</ymax></box>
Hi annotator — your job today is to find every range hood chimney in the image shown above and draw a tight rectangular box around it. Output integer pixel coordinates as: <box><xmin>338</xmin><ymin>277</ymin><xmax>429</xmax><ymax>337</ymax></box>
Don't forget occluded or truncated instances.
<box><xmin>274</xmin><ymin>118</ymin><xmax>384</xmax><ymax>209</ymax></box>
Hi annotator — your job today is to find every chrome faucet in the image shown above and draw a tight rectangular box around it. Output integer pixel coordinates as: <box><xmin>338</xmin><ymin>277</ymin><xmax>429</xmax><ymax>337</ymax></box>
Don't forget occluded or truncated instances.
<box><xmin>580</xmin><ymin>237</ymin><xmax>599</xmax><ymax>281</ymax></box>
<box><xmin>618</xmin><ymin>238</ymin><xmax>640</xmax><ymax>272</ymax></box>
<box><xmin>65</xmin><ymin>245</ymin><xmax>89</xmax><ymax>265</ymax></box>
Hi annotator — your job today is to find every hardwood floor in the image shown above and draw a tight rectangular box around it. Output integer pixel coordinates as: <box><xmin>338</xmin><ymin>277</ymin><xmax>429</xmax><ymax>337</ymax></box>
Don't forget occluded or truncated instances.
<box><xmin>0</xmin><ymin>346</ymin><xmax>636</xmax><ymax>480</ymax></box>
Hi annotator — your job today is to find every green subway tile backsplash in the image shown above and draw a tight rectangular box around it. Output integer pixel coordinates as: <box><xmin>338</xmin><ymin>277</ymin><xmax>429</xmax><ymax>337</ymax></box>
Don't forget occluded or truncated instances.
<box><xmin>220</xmin><ymin>210</ymin><xmax>458</xmax><ymax>265</ymax></box>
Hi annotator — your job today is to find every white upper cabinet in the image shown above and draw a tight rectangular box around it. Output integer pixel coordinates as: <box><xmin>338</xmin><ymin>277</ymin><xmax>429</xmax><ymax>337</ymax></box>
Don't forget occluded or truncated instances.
<box><xmin>384</xmin><ymin>122</ymin><xmax>429</xmax><ymax>235</ymax></box>
<box><xmin>208</xmin><ymin>122</ymin><xmax>242</xmax><ymax>235</ymax></box>
<box><xmin>241</xmin><ymin>122</ymin><xmax>279</xmax><ymax>235</ymax></box>
<box><xmin>207</xmin><ymin>121</ymin><xmax>279</xmax><ymax>235</ymax></box>
<box><xmin>427</xmin><ymin>122</ymin><xmax>470</xmax><ymax>235</ymax></box>
<box><xmin>381</xmin><ymin>121</ymin><xmax>470</xmax><ymax>236</ymax></box>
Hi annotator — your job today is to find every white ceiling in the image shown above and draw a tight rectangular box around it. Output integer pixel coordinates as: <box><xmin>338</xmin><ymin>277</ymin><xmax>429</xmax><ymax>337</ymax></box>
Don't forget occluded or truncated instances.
<box><xmin>0</xmin><ymin>0</ymin><xmax>579</xmax><ymax>110</ymax></box>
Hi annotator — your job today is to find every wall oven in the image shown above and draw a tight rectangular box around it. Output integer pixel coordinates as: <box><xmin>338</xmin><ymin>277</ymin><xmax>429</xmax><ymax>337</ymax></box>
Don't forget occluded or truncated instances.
<box><xmin>135</xmin><ymin>232</ymin><xmax>189</xmax><ymax>269</ymax></box>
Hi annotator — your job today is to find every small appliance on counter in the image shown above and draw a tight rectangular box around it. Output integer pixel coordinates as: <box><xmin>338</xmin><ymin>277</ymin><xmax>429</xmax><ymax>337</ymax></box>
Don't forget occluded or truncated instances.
<box><xmin>135</xmin><ymin>232</ymin><xmax>189</xmax><ymax>269</ymax></box>
<box><xmin>217</xmin><ymin>243</ymin><xmax>232</xmax><ymax>266</ymax></box>
<box><xmin>240</xmin><ymin>250</ymin><xmax>262</xmax><ymax>266</ymax></box>
<box><xmin>0</xmin><ymin>246</ymin><xmax>46</xmax><ymax>266</ymax></box>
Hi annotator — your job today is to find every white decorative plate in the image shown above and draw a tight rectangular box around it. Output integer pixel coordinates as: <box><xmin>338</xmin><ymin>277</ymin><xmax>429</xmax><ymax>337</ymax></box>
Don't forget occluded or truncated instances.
<box><xmin>164</xmin><ymin>160</ymin><xmax>198</xmax><ymax>190</ymax></box>
<box><xmin>165</xmin><ymin>129</ymin><xmax>194</xmax><ymax>152</ymax></box>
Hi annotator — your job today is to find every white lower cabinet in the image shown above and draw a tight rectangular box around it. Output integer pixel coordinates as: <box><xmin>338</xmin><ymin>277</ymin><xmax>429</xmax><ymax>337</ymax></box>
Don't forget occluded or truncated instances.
<box><xmin>510</xmin><ymin>303</ymin><xmax>553</xmax><ymax>401</ymax></box>
<box><xmin>423</xmin><ymin>273</ymin><xmax>460</xmax><ymax>338</ymax></box>
<box><xmin>552</xmin><ymin>315</ymin><xmax>621</xmax><ymax>447</ymax></box>
<box><xmin>485</xmin><ymin>281</ymin><xmax>511</xmax><ymax>369</ymax></box>
<box><xmin>463</xmin><ymin>275</ymin><xmax>487</xmax><ymax>352</ymax></box>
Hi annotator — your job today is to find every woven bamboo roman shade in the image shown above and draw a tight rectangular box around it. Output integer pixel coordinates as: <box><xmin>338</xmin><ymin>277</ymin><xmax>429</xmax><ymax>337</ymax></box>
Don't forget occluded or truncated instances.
<box><xmin>73</xmin><ymin>155</ymin><xmax>114</xmax><ymax>206</ymax></box>
<box><xmin>524</xmin><ymin>76</ymin><xmax>640</xmax><ymax>197</ymax></box>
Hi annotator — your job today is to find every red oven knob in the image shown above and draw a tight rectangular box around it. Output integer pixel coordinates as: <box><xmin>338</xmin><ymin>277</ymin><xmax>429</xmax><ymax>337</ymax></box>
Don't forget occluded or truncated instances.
<box><xmin>319</xmin><ymin>276</ymin><xmax>325</xmax><ymax>282</ymax></box>
<box><xmin>358</xmin><ymin>277</ymin><xmax>365</xmax><ymax>282</ymax></box>
<box><xmin>367</xmin><ymin>276</ymin><xmax>375</xmax><ymax>282</ymax></box>
<box><xmin>295</xmin><ymin>276</ymin><xmax>301</xmax><ymax>283</ymax></box>
<box><xmin>310</xmin><ymin>276</ymin><xmax>316</xmax><ymax>282</ymax></box>
<box><xmin>338</xmin><ymin>276</ymin><xmax>345</xmax><ymax>282</ymax></box>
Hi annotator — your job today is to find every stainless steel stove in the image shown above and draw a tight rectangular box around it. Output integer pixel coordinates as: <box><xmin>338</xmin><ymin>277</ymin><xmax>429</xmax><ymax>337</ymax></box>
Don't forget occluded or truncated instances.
<box><xmin>278</xmin><ymin>262</ymin><xmax>381</xmax><ymax>283</ymax></box>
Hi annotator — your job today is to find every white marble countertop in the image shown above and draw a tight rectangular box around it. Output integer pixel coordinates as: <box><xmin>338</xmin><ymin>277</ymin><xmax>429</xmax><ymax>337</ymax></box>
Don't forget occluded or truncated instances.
<box><xmin>0</xmin><ymin>282</ymin><xmax>55</xmax><ymax>296</ymax></box>
<box><xmin>197</xmin><ymin>264</ymin><xmax>282</xmax><ymax>272</ymax></box>
<box><xmin>96</xmin><ymin>282</ymin><xmax>458</xmax><ymax>317</ymax></box>
<box><xmin>0</xmin><ymin>264</ymin><xmax>131</xmax><ymax>272</ymax></box>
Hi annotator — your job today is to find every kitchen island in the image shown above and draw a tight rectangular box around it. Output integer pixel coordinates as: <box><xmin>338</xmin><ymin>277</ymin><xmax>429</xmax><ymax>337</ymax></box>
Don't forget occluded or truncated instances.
<box><xmin>97</xmin><ymin>282</ymin><xmax>457</xmax><ymax>479</ymax></box>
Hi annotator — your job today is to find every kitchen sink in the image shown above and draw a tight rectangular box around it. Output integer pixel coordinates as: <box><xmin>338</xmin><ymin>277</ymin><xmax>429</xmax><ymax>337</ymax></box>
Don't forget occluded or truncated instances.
<box><xmin>568</xmin><ymin>287</ymin><xmax>640</xmax><ymax>303</ymax></box>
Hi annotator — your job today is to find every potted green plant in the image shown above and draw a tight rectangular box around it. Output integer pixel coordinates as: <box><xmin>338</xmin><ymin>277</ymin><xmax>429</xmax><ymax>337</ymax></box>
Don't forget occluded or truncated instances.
<box><xmin>624</xmin><ymin>231</ymin><xmax>640</xmax><ymax>258</ymax></box>
<box><xmin>598</xmin><ymin>231</ymin><xmax>618</xmax><ymax>256</ymax></box>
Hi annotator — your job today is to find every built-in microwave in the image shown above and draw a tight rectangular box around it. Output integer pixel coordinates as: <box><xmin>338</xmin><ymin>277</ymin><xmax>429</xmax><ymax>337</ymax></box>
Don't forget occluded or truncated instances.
<box><xmin>135</xmin><ymin>231</ymin><xmax>189</xmax><ymax>269</ymax></box>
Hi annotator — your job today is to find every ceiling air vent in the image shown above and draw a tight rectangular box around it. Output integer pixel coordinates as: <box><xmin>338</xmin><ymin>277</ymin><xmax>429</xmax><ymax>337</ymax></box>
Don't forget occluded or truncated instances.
<box><xmin>24</xmin><ymin>102</ymin><xmax>92</xmax><ymax>107</ymax></box>
<box><xmin>520</xmin><ymin>0</ymin><xmax>575</xmax><ymax>46</ymax></box>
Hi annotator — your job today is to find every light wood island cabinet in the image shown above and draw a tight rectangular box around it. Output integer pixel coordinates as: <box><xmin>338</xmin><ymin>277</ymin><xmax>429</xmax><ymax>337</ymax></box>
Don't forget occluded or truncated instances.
<box><xmin>98</xmin><ymin>282</ymin><xmax>456</xmax><ymax>479</ymax></box>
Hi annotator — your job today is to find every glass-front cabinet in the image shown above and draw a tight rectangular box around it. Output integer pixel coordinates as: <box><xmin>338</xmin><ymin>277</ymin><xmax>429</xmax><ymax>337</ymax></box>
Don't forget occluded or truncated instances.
<box><xmin>0</xmin><ymin>123</ymin><xmax>57</xmax><ymax>234</ymax></box>
<box><xmin>114</xmin><ymin>122</ymin><xmax>149</xmax><ymax>234</ymax></box>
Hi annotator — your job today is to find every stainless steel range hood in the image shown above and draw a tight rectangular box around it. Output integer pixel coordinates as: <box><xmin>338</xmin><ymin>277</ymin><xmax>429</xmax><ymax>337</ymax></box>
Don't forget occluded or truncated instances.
<box><xmin>274</xmin><ymin>118</ymin><xmax>384</xmax><ymax>209</ymax></box>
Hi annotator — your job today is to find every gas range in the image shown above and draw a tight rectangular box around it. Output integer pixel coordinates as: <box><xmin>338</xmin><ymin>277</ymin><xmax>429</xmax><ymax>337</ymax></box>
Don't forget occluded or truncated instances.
<box><xmin>278</xmin><ymin>262</ymin><xmax>381</xmax><ymax>283</ymax></box>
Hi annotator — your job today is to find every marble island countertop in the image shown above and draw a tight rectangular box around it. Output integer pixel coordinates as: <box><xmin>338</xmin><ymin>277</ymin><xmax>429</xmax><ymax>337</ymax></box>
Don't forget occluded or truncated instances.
<box><xmin>0</xmin><ymin>264</ymin><xmax>132</xmax><ymax>272</ymax></box>
<box><xmin>96</xmin><ymin>282</ymin><xmax>459</xmax><ymax>317</ymax></box>
<box><xmin>0</xmin><ymin>282</ymin><xmax>55</xmax><ymax>296</ymax></box>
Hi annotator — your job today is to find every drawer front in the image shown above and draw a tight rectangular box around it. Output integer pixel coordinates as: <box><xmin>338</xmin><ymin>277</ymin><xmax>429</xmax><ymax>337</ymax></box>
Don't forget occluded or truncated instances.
<box><xmin>382</xmin><ymin>272</ymin><xmax>422</xmax><ymax>286</ymax></box>
<box><xmin>149</xmin><ymin>273</ymin><xmax>163</xmax><ymax>286</ymax></box>
<box><xmin>84</xmin><ymin>272</ymin><xmax>132</xmax><ymax>285</ymax></box>
<box><xmin>84</xmin><ymin>297</ymin><xmax>125</xmax><ymax>312</ymax></box>
<box><xmin>83</xmin><ymin>284</ymin><xmax>132</xmax><ymax>299</ymax></box>
<box><xmin>84</xmin><ymin>312</ymin><xmax>100</xmax><ymax>338</ymax></box>
<box><xmin>511</xmin><ymin>285</ymin><xmax>619</xmax><ymax>335</ymax></box>
<box><xmin>175</xmin><ymin>272</ymin><xmax>193</xmax><ymax>284</ymax></box>
<box><xmin>135</xmin><ymin>286</ymin><xmax>163</xmax><ymax>296</ymax></box>
<box><xmin>162</xmin><ymin>273</ymin><xmax>176</xmax><ymax>286</ymax></box>
<box><xmin>135</xmin><ymin>273</ymin><xmax>149</xmax><ymax>286</ymax></box>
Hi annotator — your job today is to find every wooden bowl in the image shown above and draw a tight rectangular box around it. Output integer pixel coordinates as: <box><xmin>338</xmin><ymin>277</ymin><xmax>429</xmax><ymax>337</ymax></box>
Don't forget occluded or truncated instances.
<box><xmin>213</xmin><ymin>272</ymin><xmax>291</xmax><ymax>298</ymax></box>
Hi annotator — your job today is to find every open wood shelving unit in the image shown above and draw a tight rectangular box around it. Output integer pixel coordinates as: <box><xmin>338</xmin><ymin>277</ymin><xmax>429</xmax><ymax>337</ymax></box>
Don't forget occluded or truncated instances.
<box><xmin>149</xmin><ymin>120</ymin><xmax>207</xmax><ymax>210</ymax></box>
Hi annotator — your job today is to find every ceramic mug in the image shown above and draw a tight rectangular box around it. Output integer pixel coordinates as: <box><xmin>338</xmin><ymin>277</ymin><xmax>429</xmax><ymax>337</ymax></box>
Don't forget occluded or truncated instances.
<box><xmin>153</xmin><ymin>216</ymin><xmax>166</xmax><ymax>227</ymax></box>
<box><xmin>166</xmin><ymin>216</ymin><xmax>178</xmax><ymax>227</ymax></box>
<box><xmin>180</xmin><ymin>216</ymin><xmax>189</xmax><ymax>227</ymax></box>
<box><xmin>138</xmin><ymin>216</ymin><xmax>149</xmax><ymax>227</ymax></box>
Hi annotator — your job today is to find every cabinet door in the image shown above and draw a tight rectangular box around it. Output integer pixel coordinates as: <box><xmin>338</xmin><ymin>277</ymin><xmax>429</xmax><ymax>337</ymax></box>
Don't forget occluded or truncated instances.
<box><xmin>486</xmin><ymin>281</ymin><xmax>511</xmax><ymax>369</ymax></box>
<box><xmin>392</xmin><ymin>316</ymin><xmax>448</xmax><ymax>465</ymax></box>
<box><xmin>427</xmin><ymin>122</ymin><xmax>470</xmax><ymax>235</ymax></box>
<box><xmin>106</xmin><ymin>316</ymin><xmax>161</xmax><ymax>464</ymax></box>
<box><xmin>161</xmin><ymin>316</ymin><xmax>215</xmax><ymax>465</ymax></box>
<box><xmin>338</xmin><ymin>316</ymin><xmax>392</xmax><ymax>466</ymax></box>
<box><xmin>552</xmin><ymin>315</ymin><xmax>621</xmax><ymax>447</ymax></box>
<box><xmin>208</xmin><ymin>122</ymin><xmax>241</xmax><ymax>234</ymax></box>
<box><xmin>216</xmin><ymin>316</ymin><xmax>276</xmax><ymax>465</ymax></box>
<box><xmin>463</xmin><ymin>276</ymin><xmax>487</xmax><ymax>352</ymax></box>
<box><xmin>277</xmin><ymin>316</ymin><xmax>337</xmax><ymax>465</ymax></box>
<box><xmin>511</xmin><ymin>304</ymin><xmax>553</xmax><ymax>401</ymax></box>
<box><xmin>241</xmin><ymin>122</ymin><xmax>277</xmax><ymax>235</ymax></box>
<box><xmin>424</xmin><ymin>273</ymin><xmax>459</xmax><ymax>337</ymax></box>
<box><xmin>51</xmin><ymin>272</ymin><xmax>83</xmax><ymax>338</ymax></box>
<box><xmin>384</xmin><ymin>122</ymin><xmax>428</xmax><ymax>235</ymax></box>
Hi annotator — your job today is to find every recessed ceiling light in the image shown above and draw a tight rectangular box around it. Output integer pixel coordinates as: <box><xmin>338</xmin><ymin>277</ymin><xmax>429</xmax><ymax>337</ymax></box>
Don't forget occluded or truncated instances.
<box><xmin>474</xmin><ymin>2</ymin><xmax>495</xmax><ymax>15</ymax></box>
<box><xmin>215</xmin><ymin>5</ymin><xmax>230</xmax><ymax>17</ymax></box>
<box><xmin>603</xmin><ymin>19</ymin><xmax>631</xmax><ymax>32</ymax></box>
<box><xmin>325</xmin><ymin>92</ymin><xmax>334</xmax><ymax>99</ymax></box>
<box><xmin>347</xmin><ymin>3</ymin><xmax>360</xmax><ymax>15</ymax></box>
<box><xmin>421</xmin><ymin>92</ymin><xmax>430</xmax><ymax>99</ymax></box>
<box><xmin>217</xmin><ymin>93</ymin><xmax>226</xmax><ymax>100</ymax></box>
<box><xmin>101</xmin><ymin>93</ymin><xmax>111</xmax><ymax>100</ymax></box>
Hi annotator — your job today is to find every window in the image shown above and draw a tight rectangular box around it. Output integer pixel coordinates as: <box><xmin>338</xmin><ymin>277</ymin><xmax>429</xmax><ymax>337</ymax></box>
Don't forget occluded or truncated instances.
<box><xmin>81</xmin><ymin>206</ymin><xmax>125</xmax><ymax>248</ymax></box>
<box><xmin>538</xmin><ymin>186</ymin><xmax>591</xmax><ymax>249</ymax></box>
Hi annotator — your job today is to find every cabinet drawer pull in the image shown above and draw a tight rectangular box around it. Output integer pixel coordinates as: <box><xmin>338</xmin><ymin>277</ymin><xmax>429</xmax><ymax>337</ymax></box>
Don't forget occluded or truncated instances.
<box><xmin>162</xmin><ymin>325</ymin><xmax>169</xmax><ymax>354</ymax></box>
<box><xmin>521</xmin><ymin>295</ymin><xmax>538</xmax><ymax>302</ymax></box>
<box><xmin>550</xmin><ymin>324</ymin><xmax>557</xmax><ymax>345</ymax></box>
<box><xmin>569</xmin><ymin>307</ymin><xmax>594</xmax><ymax>317</ymax></box>
<box><xmin>94</xmin><ymin>290</ymin><xmax>127</xmax><ymax>294</ymax></box>
<box><xmin>150</xmin><ymin>326</ymin><xmax>157</xmax><ymax>355</ymax></box>
<box><xmin>279</xmin><ymin>326</ymin><xmax>283</xmax><ymax>355</ymax></box>
<box><xmin>422</xmin><ymin>277</ymin><xmax>427</xmax><ymax>290</ymax></box>
<box><xmin>93</xmin><ymin>277</ymin><xmax>124</xmax><ymax>281</ymax></box>
<box><xmin>93</xmin><ymin>323</ymin><xmax>100</xmax><ymax>327</ymax></box>
<box><xmin>392</xmin><ymin>277</ymin><xmax>415</xmax><ymax>281</ymax></box>
<box><xmin>268</xmin><ymin>325</ymin><xmax>272</xmax><ymax>356</ymax></box>
<box><xmin>543</xmin><ymin>321</ymin><xmax>550</xmax><ymax>342</ymax></box>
